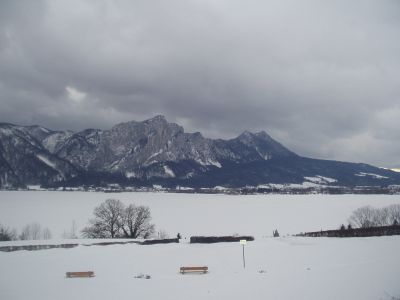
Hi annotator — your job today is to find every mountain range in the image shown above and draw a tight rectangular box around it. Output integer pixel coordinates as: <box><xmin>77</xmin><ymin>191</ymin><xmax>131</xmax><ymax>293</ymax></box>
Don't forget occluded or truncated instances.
<box><xmin>1</xmin><ymin>115</ymin><xmax>399</xmax><ymax>190</ymax></box>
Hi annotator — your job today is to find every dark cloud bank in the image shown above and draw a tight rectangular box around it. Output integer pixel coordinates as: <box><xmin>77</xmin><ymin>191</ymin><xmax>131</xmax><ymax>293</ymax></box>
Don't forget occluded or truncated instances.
<box><xmin>1</xmin><ymin>0</ymin><xmax>400</xmax><ymax>167</ymax></box>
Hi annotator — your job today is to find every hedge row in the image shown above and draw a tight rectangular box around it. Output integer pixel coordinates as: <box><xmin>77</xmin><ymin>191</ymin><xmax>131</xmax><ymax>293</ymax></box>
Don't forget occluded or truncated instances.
<box><xmin>190</xmin><ymin>236</ymin><xmax>254</xmax><ymax>244</ymax></box>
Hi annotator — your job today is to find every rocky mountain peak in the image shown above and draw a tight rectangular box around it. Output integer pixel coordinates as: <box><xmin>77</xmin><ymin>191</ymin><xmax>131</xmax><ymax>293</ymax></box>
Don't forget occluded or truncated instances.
<box><xmin>254</xmin><ymin>130</ymin><xmax>271</xmax><ymax>139</ymax></box>
<box><xmin>142</xmin><ymin>115</ymin><xmax>184</xmax><ymax>135</ymax></box>
<box><xmin>237</xmin><ymin>130</ymin><xmax>271</xmax><ymax>141</ymax></box>
<box><xmin>143</xmin><ymin>115</ymin><xmax>167</xmax><ymax>124</ymax></box>
<box><xmin>234</xmin><ymin>129</ymin><xmax>294</xmax><ymax>159</ymax></box>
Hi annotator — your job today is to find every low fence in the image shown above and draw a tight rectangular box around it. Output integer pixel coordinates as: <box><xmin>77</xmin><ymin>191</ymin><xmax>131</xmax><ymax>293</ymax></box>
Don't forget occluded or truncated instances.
<box><xmin>190</xmin><ymin>235</ymin><xmax>254</xmax><ymax>244</ymax></box>
<box><xmin>140</xmin><ymin>238</ymin><xmax>179</xmax><ymax>245</ymax></box>
<box><xmin>0</xmin><ymin>243</ymin><xmax>79</xmax><ymax>252</ymax></box>
<box><xmin>297</xmin><ymin>225</ymin><xmax>400</xmax><ymax>238</ymax></box>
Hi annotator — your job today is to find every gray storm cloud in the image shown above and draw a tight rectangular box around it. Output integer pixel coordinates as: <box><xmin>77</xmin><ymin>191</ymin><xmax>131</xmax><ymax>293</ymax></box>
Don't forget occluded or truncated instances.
<box><xmin>0</xmin><ymin>0</ymin><xmax>400</xmax><ymax>167</ymax></box>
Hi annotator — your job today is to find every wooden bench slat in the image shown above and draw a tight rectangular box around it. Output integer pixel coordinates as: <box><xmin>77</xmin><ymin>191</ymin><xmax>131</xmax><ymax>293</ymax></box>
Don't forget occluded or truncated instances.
<box><xmin>66</xmin><ymin>271</ymin><xmax>95</xmax><ymax>278</ymax></box>
<box><xmin>180</xmin><ymin>267</ymin><xmax>208</xmax><ymax>271</ymax></box>
<box><xmin>180</xmin><ymin>266</ymin><xmax>208</xmax><ymax>274</ymax></box>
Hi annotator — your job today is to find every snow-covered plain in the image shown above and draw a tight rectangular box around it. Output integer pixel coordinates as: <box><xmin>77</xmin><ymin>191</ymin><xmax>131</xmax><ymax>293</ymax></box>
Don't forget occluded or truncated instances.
<box><xmin>1</xmin><ymin>192</ymin><xmax>400</xmax><ymax>300</ymax></box>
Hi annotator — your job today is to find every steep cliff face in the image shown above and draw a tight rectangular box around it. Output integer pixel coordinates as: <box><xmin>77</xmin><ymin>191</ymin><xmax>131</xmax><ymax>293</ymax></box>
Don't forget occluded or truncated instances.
<box><xmin>1</xmin><ymin>116</ymin><xmax>399</xmax><ymax>189</ymax></box>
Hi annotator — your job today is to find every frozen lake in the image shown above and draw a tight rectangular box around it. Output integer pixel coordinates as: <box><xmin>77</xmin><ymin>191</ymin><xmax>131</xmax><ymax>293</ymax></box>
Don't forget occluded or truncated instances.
<box><xmin>1</xmin><ymin>191</ymin><xmax>400</xmax><ymax>239</ymax></box>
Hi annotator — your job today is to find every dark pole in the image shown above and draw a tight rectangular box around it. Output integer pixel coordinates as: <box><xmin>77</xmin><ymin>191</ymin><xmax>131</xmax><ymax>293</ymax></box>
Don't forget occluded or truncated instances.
<box><xmin>242</xmin><ymin>244</ymin><xmax>246</xmax><ymax>269</ymax></box>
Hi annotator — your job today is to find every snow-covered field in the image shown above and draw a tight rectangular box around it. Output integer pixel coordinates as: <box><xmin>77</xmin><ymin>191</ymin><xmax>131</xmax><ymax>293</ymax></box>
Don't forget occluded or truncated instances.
<box><xmin>1</xmin><ymin>192</ymin><xmax>400</xmax><ymax>299</ymax></box>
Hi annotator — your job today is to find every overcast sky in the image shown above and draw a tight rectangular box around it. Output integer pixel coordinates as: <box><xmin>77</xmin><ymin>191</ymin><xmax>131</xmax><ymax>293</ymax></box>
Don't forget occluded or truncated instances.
<box><xmin>1</xmin><ymin>0</ymin><xmax>400</xmax><ymax>167</ymax></box>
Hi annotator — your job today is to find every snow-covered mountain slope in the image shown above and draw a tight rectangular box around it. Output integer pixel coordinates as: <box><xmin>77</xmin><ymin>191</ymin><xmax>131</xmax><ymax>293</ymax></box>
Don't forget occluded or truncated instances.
<box><xmin>0</xmin><ymin>123</ymin><xmax>78</xmax><ymax>187</ymax></box>
<box><xmin>1</xmin><ymin>116</ymin><xmax>400</xmax><ymax>188</ymax></box>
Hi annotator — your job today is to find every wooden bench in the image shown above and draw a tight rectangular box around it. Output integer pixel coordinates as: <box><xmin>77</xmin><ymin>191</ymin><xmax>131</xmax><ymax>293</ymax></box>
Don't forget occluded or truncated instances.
<box><xmin>180</xmin><ymin>266</ymin><xmax>208</xmax><ymax>274</ymax></box>
<box><xmin>66</xmin><ymin>271</ymin><xmax>95</xmax><ymax>278</ymax></box>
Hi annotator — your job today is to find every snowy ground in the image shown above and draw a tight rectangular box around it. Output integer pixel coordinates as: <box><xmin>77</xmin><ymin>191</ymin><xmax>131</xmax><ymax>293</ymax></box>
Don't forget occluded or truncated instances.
<box><xmin>1</xmin><ymin>237</ymin><xmax>399</xmax><ymax>300</ymax></box>
<box><xmin>1</xmin><ymin>192</ymin><xmax>400</xmax><ymax>299</ymax></box>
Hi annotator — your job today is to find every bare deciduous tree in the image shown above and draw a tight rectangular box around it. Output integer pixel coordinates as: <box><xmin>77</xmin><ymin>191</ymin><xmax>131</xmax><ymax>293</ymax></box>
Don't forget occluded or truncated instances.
<box><xmin>82</xmin><ymin>199</ymin><xmax>154</xmax><ymax>239</ymax></box>
<box><xmin>19</xmin><ymin>223</ymin><xmax>42</xmax><ymax>240</ymax></box>
<box><xmin>82</xmin><ymin>199</ymin><xmax>124</xmax><ymax>238</ymax></box>
<box><xmin>348</xmin><ymin>206</ymin><xmax>376</xmax><ymax>228</ymax></box>
<box><xmin>121</xmin><ymin>204</ymin><xmax>154</xmax><ymax>238</ymax></box>
<box><xmin>372</xmin><ymin>206</ymin><xmax>390</xmax><ymax>227</ymax></box>
<box><xmin>0</xmin><ymin>223</ymin><xmax>17</xmax><ymax>241</ymax></box>
<box><xmin>30</xmin><ymin>223</ymin><xmax>42</xmax><ymax>240</ymax></box>
<box><xmin>387</xmin><ymin>204</ymin><xmax>400</xmax><ymax>225</ymax></box>
<box><xmin>63</xmin><ymin>221</ymin><xmax>79</xmax><ymax>239</ymax></box>
<box><xmin>42</xmin><ymin>227</ymin><xmax>52</xmax><ymax>240</ymax></box>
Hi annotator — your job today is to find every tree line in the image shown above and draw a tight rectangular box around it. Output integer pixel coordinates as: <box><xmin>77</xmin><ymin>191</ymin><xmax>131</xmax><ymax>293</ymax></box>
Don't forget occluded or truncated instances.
<box><xmin>0</xmin><ymin>222</ymin><xmax>53</xmax><ymax>241</ymax></box>
<box><xmin>348</xmin><ymin>204</ymin><xmax>400</xmax><ymax>228</ymax></box>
